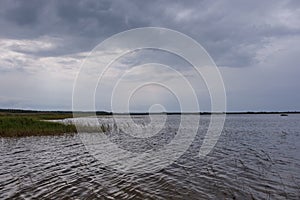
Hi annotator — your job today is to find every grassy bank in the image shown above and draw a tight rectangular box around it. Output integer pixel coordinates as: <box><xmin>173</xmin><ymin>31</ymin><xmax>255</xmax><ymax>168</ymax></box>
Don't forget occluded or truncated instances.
<box><xmin>0</xmin><ymin>116</ymin><xmax>77</xmax><ymax>137</ymax></box>
<box><xmin>0</xmin><ymin>110</ymin><xmax>112</xmax><ymax>137</ymax></box>
<box><xmin>0</xmin><ymin>111</ymin><xmax>74</xmax><ymax>120</ymax></box>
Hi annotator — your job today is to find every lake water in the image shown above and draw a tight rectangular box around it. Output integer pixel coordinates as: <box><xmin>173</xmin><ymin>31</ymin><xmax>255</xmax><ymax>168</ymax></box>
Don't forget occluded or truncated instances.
<box><xmin>1</xmin><ymin>114</ymin><xmax>300</xmax><ymax>199</ymax></box>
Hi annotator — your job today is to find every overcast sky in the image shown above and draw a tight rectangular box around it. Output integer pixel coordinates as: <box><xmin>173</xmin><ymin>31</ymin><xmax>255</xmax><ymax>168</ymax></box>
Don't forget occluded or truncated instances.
<box><xmin>0</xmin><ymin>0</ymin><xmax>299</xmax><ymax>111</ymax></box>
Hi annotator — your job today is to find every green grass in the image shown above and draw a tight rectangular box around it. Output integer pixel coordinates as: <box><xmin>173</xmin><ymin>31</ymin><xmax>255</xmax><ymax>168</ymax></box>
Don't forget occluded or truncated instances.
<box><xmin>0</xmin><ymin>111</ymin><xmax>111</xmax><ymax>137</ymax></box>
<box><xmin>0</xmin><ymin>112</ymin><xmax>74</xmax><ymax>120</ymax></box>
<box><xmin>0</xmin><ymin>116</ymin><xmax>77</xmax><ymax>137</ymax></box>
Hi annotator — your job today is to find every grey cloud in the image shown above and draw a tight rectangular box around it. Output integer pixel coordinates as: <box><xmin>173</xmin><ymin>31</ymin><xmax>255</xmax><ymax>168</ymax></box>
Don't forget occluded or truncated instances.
<box><xmin>3</xmin><ymin>0</ymin><xmax>45</xmax><ymax>26</ymax></box>
<box><xmin>0</xmin><ymin>0</ymin><xmax>300</xmax><ymax>111</ymax></box>
<box><xmin>1</xmin><ymin>0</ymin><xmax>299</xmax><ymax>67</ymax></box>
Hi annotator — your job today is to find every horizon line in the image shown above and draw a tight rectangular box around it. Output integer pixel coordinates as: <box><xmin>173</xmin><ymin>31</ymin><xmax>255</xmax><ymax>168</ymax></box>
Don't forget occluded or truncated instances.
<box><xmin>1</xmin><ymin>108</ymin><xmax>299</xmax><ymax>115</ymax></box>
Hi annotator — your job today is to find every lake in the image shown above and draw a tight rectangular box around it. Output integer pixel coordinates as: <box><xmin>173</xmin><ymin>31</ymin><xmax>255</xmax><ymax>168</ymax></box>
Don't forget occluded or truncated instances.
<box><xmin>1</xmin><ymin>114</ymin><xmax>300</xmax><ymax>199</ymax></box>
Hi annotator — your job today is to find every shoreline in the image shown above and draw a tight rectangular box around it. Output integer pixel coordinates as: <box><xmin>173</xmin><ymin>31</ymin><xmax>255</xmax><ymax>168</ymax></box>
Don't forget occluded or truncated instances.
<box><xmin>1</xmin><ymin>109</ymin><xmax>298</xmax><ymax>138</ymax></box>
<box><xmin>1</xmin><ymin>109</ymin><xmax>300</xmax><ymax>116</ymax></box>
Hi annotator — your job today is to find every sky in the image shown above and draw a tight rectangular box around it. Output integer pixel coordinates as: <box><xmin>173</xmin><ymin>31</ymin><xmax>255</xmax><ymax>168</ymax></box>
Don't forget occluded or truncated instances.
<box><xmin>0</xmin><ymin>0</ymin><xmax>299</xmax><ymax>112</ymax></box>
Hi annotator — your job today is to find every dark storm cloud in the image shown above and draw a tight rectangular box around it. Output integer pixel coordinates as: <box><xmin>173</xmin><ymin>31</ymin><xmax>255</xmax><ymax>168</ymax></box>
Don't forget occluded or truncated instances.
<box><xmin>0</xmin><ymin>0</ymin><xmax>299</xmax><ymax>67</ymax></box>
<box><xmin>3</xmin><ymin>0</ymin><xmax>44</xmax><ymax>26</ymax></box>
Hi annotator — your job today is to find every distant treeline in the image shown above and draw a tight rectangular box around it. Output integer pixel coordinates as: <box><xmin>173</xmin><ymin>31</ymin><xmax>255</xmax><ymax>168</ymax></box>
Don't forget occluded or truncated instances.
<box><xmin>0</xmin><ymin>109</ymin><xmax>299</xmax><ymax>115</ymax></box>
<box><xmin>0</xmin><ymin>109</ymin><xmax>112</xmax><ymax>115</ymax></box>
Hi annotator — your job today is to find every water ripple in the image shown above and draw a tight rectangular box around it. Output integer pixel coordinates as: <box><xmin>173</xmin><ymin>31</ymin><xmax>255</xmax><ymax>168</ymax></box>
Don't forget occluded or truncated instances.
<box><xmin>0</xmin><ymin>114</ymin><xmax>300</xmax><ymax>199</ymax></box>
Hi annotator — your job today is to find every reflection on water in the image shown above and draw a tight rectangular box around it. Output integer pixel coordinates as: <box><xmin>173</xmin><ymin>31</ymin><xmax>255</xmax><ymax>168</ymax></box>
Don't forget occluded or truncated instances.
<box><xmin>1</xmin><ymin>114</ymin><xmax>300</xmax><ymax>199</ymax></box>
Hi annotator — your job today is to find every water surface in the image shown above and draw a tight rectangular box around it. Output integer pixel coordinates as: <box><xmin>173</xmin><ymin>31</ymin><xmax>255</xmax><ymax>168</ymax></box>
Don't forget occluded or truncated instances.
<box><xmin>1</xmin><ymin>114</ymin><xmax>300</xmax><ymax>199</ymax></box>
